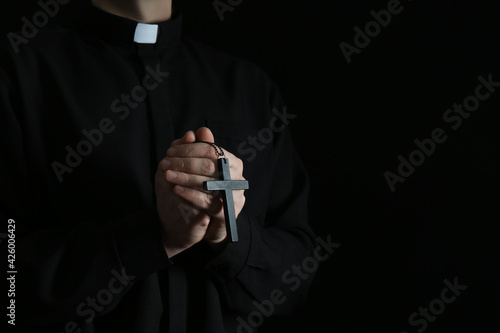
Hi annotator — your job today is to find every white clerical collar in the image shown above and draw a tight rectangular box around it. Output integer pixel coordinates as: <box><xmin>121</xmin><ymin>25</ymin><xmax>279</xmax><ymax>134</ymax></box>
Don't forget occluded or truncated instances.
<box><xmin>134</xmin><ymin>23</ymin><xmax>159</xmax><ymax>44</ymax></box>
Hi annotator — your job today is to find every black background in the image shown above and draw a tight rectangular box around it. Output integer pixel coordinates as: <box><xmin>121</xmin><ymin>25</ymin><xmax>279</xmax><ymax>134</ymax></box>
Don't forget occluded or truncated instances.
<box><xmin>2</xmin><ymin>0</ymin><xmax>499</xmax><ymax>332</ymax></box>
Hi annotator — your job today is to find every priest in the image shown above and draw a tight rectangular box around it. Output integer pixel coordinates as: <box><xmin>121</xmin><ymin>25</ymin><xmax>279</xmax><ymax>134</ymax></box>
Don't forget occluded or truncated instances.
<box><xmin>0</xmin><ymin>0</ymin><xmax>316</xmax><ymax>332</ymax></box>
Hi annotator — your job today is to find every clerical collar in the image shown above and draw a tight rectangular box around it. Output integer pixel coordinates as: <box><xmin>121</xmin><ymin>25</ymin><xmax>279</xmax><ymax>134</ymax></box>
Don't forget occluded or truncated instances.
<box><xmin>134</xmin><ymin>23</ymin><xmax>159</xmax><ymax>44</ymax></box>
<box><xmin>74</xmin><ymin>2</ymin><xmax>182</xmax><ymax>48</ymax></box>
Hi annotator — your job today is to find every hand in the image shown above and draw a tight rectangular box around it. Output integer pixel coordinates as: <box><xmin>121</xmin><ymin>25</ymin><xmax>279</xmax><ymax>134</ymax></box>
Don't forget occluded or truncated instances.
<box><xmin>164</xmin><ymin>127</ymin><xmax>247</xmax><ymax>247</ymax></box>
<box><xmin>155</xmin><ymin>130</ymin><xmax>211</xmax><ymax>258</ymax></box>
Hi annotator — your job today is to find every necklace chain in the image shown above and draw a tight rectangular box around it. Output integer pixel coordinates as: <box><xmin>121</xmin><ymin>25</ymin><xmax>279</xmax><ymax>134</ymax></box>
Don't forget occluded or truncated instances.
<box><xmin>198</xmin><ymin>141</ymin><xmax>225</xmax><ymax>159</ymax></box>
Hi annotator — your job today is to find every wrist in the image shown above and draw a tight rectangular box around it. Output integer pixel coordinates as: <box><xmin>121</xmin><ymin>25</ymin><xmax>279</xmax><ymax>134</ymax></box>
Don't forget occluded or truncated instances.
<box><xmin>162</xmin><ymin>233</ymin><xmax>185</xmax><ymax>258</ymax></box>
<box><xmin>205</xmin><ymin>237</ymin><xmax>228</xmax><ymax>254</ymax></box>
<box><xmin>164</xmin><ymin>245</ymin><xmax>183</xmax><ymax>258</ymax></box>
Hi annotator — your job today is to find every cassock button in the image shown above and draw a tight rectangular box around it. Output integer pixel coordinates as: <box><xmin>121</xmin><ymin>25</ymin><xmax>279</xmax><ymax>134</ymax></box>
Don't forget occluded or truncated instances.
<box><xmin>134</xmin><ymin>23</ymin><xmax>159</xmax><ymax>44</ymax></box>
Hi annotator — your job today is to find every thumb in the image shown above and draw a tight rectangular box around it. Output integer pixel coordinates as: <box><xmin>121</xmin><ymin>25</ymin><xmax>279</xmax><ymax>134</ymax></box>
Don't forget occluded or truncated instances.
<box><xmin>195</xmin><ymin>127</ymin><xmax>215</xmax><ymax>142</ymax></box>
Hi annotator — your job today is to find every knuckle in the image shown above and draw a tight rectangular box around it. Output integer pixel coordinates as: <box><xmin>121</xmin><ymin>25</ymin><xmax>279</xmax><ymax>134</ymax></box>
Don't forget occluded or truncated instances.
<box><xmin>185</xmin><ymin>174</ymin><xmax>194</xmax><ymax>187</ymax></box>
<box><xmin>232</xmin><ymin>157</ymin><xmax>244</xmax><ymax>172</ymax></box>
<box><xmin>179</xmin><ymin>158</ymin><xmax>187</xmax><ymax>171</ymax></box>
<box><xmin>199</xmin><ymin>219</ymin><xmax>210</xmax><ymax>228</ymax></box>
<box><xmin>205</xmin><ymin>145</ymin><xmax>214</xmax><ymax>157</ymax></box>
<box><xmin>189</xmin><ymin>188</ymin><xmax>199</xmax><ymax>201</ymax></box>
<box><xmin>203</xmin><ymin>160</ymin><xmax>216</xmax><ymax>174</ymax></box>
<box><xmin>203</xmin><ymin>193</ymin><xmax>213</xmax><ymax>209</ymax></box>
<box><xmin>192</xmin><ymin>189</ymin><xmax>203</xmax><ymax>204</ymax></box>
<box><xmin>194</xmin><ymin>191</ymin><xmax>210</xmax><ymax>210</ymax></box>
<box><xmin>177</xmin><ymin>172</ymin><xmax>187</xmax><ymax>186</ymax></box>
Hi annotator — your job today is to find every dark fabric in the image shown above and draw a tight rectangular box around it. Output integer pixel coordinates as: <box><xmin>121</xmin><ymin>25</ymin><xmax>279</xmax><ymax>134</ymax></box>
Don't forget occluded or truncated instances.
<box><xmin>0</xmin><ymin>2</ymin><xmax>316</xmax><ymax>332</ymax></box>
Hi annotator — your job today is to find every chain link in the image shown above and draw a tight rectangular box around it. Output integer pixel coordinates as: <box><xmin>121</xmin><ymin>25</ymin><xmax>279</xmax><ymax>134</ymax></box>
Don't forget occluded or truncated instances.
<box><xmin>197</xmin><ymin>141</ymin><xmax>225</xmax><ymax>159</ymax></box>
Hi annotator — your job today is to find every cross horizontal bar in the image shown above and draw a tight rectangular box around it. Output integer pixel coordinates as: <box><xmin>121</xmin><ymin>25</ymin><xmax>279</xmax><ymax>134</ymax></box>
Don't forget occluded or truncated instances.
<box><xmin>203</xmin><ymin>180</ymin><xmax>249</xmax><ymax>191</ymax></box>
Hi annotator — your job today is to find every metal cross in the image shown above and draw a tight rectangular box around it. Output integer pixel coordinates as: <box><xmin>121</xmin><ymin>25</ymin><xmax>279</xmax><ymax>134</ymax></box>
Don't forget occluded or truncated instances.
<box><xmin>203</xmin><ymin>158</ymin><xmax>249</xmax><ymax>242</ymax></box>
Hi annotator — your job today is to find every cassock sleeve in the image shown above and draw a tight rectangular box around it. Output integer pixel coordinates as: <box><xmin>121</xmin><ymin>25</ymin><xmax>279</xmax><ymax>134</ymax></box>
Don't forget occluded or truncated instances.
<box><xmin>0</xmin><ymin>63</ymin><xmax>172</xmax><ymax>326</ymax></box>
<box><xmin>206</xmin><ymin>82</ymin><xmax>318</xmax><ymax>315</ymax></box>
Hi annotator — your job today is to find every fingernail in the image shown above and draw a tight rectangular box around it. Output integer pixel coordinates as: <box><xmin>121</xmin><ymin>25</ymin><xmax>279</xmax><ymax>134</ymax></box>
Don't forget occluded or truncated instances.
<box><xmin>176</xmin><ymin>186</ymin><xmax>185</xmax><ymax>194</ymax></box>
<box><xmin>163</xmin><ymin>159</ymin><xmax>172</xmax><ymax>168</ymax></box>
<box><xmin>166</xmin><ymin>170</ymin><xmax>177</xmax><ymax>181</ymax></box>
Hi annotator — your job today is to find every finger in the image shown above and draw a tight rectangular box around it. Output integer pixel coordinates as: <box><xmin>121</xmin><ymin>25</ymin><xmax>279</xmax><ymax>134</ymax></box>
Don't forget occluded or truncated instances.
<box><xmin>217</xmin><ymin>150</ymin><xmax>245</xmax><ymax>179</ymax></box>
<box><xmin>169</xmin><ymin>138</ymin><xmax>182</xmax><ymax>147</ymax></box>
<box><xmin>170</xmin><ymin>130</ymin><xmax>196</xmax><ymax>148</ymax></box>
<box><xmin>195</xmin><ymin>127</ymin><xmax>215</xmax><ymax>142</ymax></box>
<box><xmin>227</xmin><ymin>154</ymin><xmax>245</xmax><ymax>179</ymax></box>
<box><xmin>167</xmin><ymin>142</ymin><xmax>219</xmax><ymax>159</ymax></box>
<box><xmin>173</xmin><ymin>185</ymin><xmax>223</xmax><ymax>216</ymax></box>
<box><xmin>163</xmin><ymin>157</ymin><xmax>218</xmax><ymax>177</ymax></box>
<box><xmin>163</xmin><ymin>152</ymin><xmax>245</xmax><ymax>182</ymax></box>
<box><xmin>165</xmin><ymin>170</ymin><xmax>217</xmax><ymax>193</ymax></box>
<box><xmin>158</xmin><ymin>157</ymin><xmax>171</xmax><ymax>173</ymax></box>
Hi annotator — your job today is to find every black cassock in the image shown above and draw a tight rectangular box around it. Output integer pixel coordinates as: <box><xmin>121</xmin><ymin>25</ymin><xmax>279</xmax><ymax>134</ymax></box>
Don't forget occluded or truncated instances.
<box><xmin>0</xmin><ymin>3</ymin><xmax>315</xmax><ymax>332</ymax></box>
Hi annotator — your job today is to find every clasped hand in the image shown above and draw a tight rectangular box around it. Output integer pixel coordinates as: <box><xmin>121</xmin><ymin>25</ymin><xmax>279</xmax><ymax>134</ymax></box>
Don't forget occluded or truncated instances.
<box><xmin>155</xmin><ymin>127</ymin><xmax>246</xmax><ymax>257</ymax></box>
